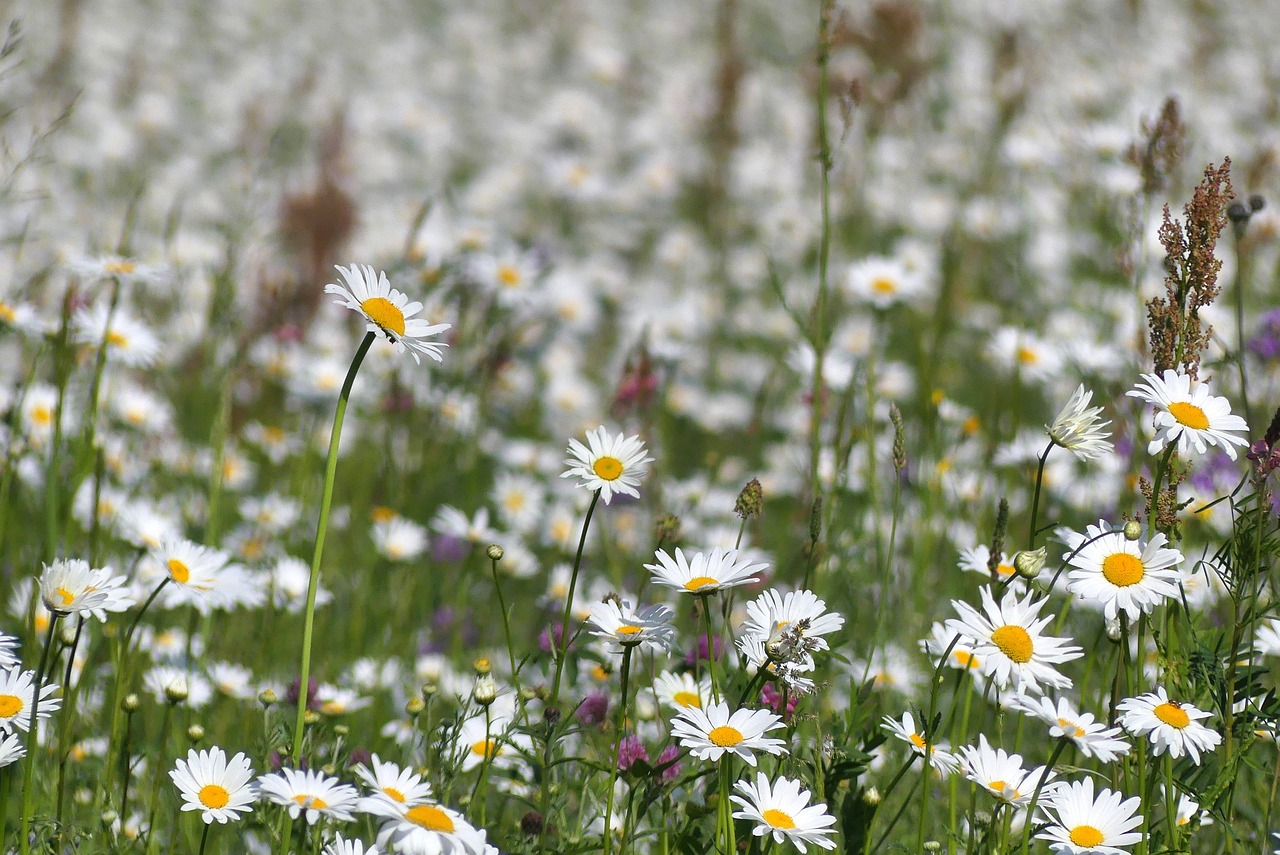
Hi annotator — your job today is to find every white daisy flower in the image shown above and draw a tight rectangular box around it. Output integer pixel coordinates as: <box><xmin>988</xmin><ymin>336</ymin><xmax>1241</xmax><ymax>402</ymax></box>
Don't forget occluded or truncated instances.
<box><xmin>452</xmin><ymin>715</ymin><xmax>531</xmax><ymax>774</ymax></box>
<box><xmin>1006</xmin><ymin>695</ymin><xmax>1131</xmax><ymax>762</ymax></box>
<box><xmin>1036</xmin><ymin>776</ymin><xmax>1143</xmax><ymax>854</ymax></box>
<box><xmin>919</xmin><ymin>621</ymin><xmax>982</xmax><ymax>673</ymax></box>
<box><xmin>354</xmin><ymin>754</ymin><xmax>434</xmax><ymax>811</ymax></box>
<box><xmin>1174</xmin><ymin>793</ymin><xmax>1211</xmax><ymax>829</ymax></box>
<box><xmin>0</xmin><ymin>666</ymin><xmax>62</xmax><ymax>732</ymax></box>
<box><xmin>0</xmin><ymin>730</ymin><xmax>25</xmax><ymax>766</ymax></box>
<box><xmin>560</xmin><ymin>426</ymin><xmax>653</xmax><ymax>504</ymax></box>
<box><xmin>880</xmin><ymin>711</ymin><xmax>960</xmax><ymax>774</ymax></box>
<box><xmin>39</xmin><ymin>558</ymin><xmax>134</xmax><ymax>619</ymax></box>
<box><xmin>671</xmin><ymin>701</ymin><xmax>787</xmax><ymax>767</ymax></box>
<box><xmin>0</xmin><ymin>297</ymin><xmax>48</xmax><ymax>337</ymax></box>
<box><xmin>325</xmin><ymin>263</ymin><xmax>451</xmax><ymax>364</ymax></box>
<box><xmin>70</xmin><ymin>304</ymin><xmax>162</xmax><ymax>368</ymax></box>
<box><xmin>322</xmin><ymin>835</ymin><xmax>383</xmax><ymax>855</ymax></box>
<box><xmin>1117</xmin><ymin>688</ymin><xmax>1221</xmax><ymax>764</ymax></box>
<box><xmin>0</xmin><ymin>633</ymin><xmax>17</xmax><ymax>670</ymax></box>
<box><xmin>1064</xmin><ymin>521</ymin><xmax>1183</xmax><ymax>621</ymax></box>
<box><xmin>169</xmin><ymin>746</ymin><xmax>257</xmax><ymax>825</ymax></box>
<box><xmin>257</xmin><ymin>767</ymin><xmax>359</xmax><ymax>824</ymax></box>
<box><xmin>1126</xmin><ymin>369</ymin><xmax>1250</xmax><ymax>459</ymax></box>
<box><xmin>958</xmin><ymin>734</ymin><xmax>1053</xmax><ymax>807</ymax></box>
<box><xmin>429</xmin><ymin>505</ymin><xmax>500</xmax><ymax>545</ymax></box>
<box><xmin>1047</xmin><ymin>384</ymin><xmax>1114</xmax><ymax>461</ymax></box>
<box><xmin>645</xmin><ymin>546</ymin><xmax>766</xmax><ymax>595</ymax></box>
<box><xmin>946</xmin><ymin>586</ymin><xmax>1083</xmax><ymax>695</ymax></box>
<box><xmin>843</xmin><ymin>255</ymin><xmax>926</xmax><ymax>309</ymax></box>
<box><xmin>1256</xmin><ymin>618</ymin><xmax>1280</xmax><ymax>657</ymax></box>
<box><xmin>585</xmin><ymin>599</ymin><xmax>676</xmax><ymax>654</ymax></box>
<box><xmin>371</xmin><ymin>516</ymin><xmax>428</xmax><ymax>562</ymax></box>
<box><xmin>730</xmin><ymin>772</ymin><xmax>838</xmax><ymax>851</ymax></box>
<box><xmin>740</xmin><ymin>589</ymin><xmax>845</xmax><ymax>669</ymax></box>
<box><xmin>363</xmin><ymin>797</ymin><xmax>489</xmax><ymax>855</ymax></box>
<box><xmin>649</xmin><ymin>671</ymin><xmax>711</xmax><ymax>712</ymax></box>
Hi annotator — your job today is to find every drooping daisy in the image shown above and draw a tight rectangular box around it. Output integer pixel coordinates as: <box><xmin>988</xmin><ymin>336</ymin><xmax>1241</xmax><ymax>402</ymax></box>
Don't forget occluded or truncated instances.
<box><xmin>326</xmin><ymin>263</ymin><xmax>452</xmax><ymax>364</ymax></box>
<box><xmin>1047</xmin><ymin>384</ymin><xmax>1114</xmax><ymax>461</ymax></box>
<box><xmin>1006</xmin><ymin>695</ymin><xmax>1131</xmax><ymax>762</ymax></box>
<box><xmin>560</xmin><ymin>426</ymin><xmax>653</xmax><ymax>504</ymax></box>
<box><xmin>354</xmin><ymin>754</ymin><xmax>434</xmax><ymax>811</ymax></box>
<box><xmin>585</xmin><ymin>599</ymin><xmax>676</xmax><ymax>654</ymax></box>
<box><xmin>39</xmin><ymin>559</ymin><xmax>134</xmax><ymax>620</ymax></box>
<box><xmin>1174</xmin><ymin>794</ymin><xmax>1211</xmax><ymax>830</ymax></box>
<box><xmin>1065</xmin><ymin>521</ymin><xmax>1183</xmax><ymax>621</ymax></box>
<box><xmin>670</xmin><ymin>701</ymin><xmax>787</xmax><ymax>767</ymax></box>
<box><xmin>880</xmin><ymin>712</ymin><xmax>960</xmax><ymax>774</ymax></box>
<box><xmin>1127</xmin><ymin>369</ymin><xmax>1250</xmax><ymax>459</ymax></box>
<box><xmin>958</xmin><ymin>544</ymin><xmax>1021</xmax><ymax>586</ymax></box>
<box><xmin>645</xmin><ymin>547</ymin><xmax>766</xmax><ymax>595</ymax></box>
<box><xmin>649</xmin><ymin>671</ymin><xmax>711</xmax><ymax>712</ymax></box>
<box><xmin>730</xmin><ymin>772</ymin><xmax>838</xmax><ymax>851</ymax></box>
<box><xmin>0</xmin><ymin>666</ymin><xmax>62</xmax><ymax>732</ymax></box>
<box><xmin>1036</xmin><ymin>776</ymin><xmax>1143</xmax><ymax>855</ymax></box>
<box><xmin>152</xmin><ymin>539</ymin><xmax>232</xmax><ymax>597</ymax></box>
<box><xmin>1117</xmin><ymin>688</ymin><xmax>1221</xmax><ymax>764</ymax></box>
<box><xmin>169</xmin><ymin>746</ymin><xmax>257</xmax><ymax>825</ymax></box>
<box><xmin>363</xmin><ymin>797</ymin><xmax>489</xmax><ymax>855</ymax></box>
<box><xmin>740</xmin><ymin>589</ymin><xmax>845</xmax><ymax>670</ymax></box>
<box><xmin>257</xmin><ymin>767</ymin><xmax>359</xmax><ymax>825</ymax></box>
<box><xmin>946</xmin><ymin>586</ymin><xmax>1082</xmax><ymax>695</ymax></box>
<box><xmin>0</xmin><ymin>633</ymin><xmax>17</xmax><ymax>670</ymax></box>
<box><xmin>958</xmin><ymin>735</ymin><xmax>1053</xmax><ymax>807</ymax></box>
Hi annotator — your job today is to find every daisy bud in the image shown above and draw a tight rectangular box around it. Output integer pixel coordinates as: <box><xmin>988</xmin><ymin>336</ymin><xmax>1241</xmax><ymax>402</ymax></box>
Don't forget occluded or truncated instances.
<box><xmin>405</xmin><ymin>697</ymin><xmax>425</xmax><ymax>717</ymax></box>
<box><xmin>100</xmin><ymin>809</ymin><xmax>118</xmax><ymax>827</ymax></box>
<box><xmin>473</xmin><ymin>658</ymin><xmax>491</xmax><ymax>676</ymax></box>
<box><xmin>122</xmin><ymin>693</ymin><xmax>141</xmax><ymax>713</ymax></box>
<box><xmin>421</xmin><ymin>683</ymin><xmax>438</xmax><ymax>701</ymax></box>
<box><xmin>923</xmin><ymin>843</ymin><xmax>941</xmax><ymax>852</ymax></box>
<box><xmin>164</xmin><ymin>678</ymin><xmax>188</xmax><ymax>704</ymax></box>
<box><xmin>474</xmin><ymin>675</ymin><xmax>498</xmax><ymax>706</ymax></box>
<box><xmin>486</xmin><ymin>544</ymin><xmax>504</xmax><ymax>561</ymax></box>
<box><xmin>521</xmin><ymin>810</ymin><xmax>544</xmax><ymax>837</ymax></box>
<box><xmin>1013</xmin><ymin>547</ymin><xmax>1046</xmax><ymax>579</ymax></box>
<box><xmin>1123</xmin><ymin>520</ymin><xmax>1142</xmax><ymax>541</ymax></box>
<box><xmin>333</xmin><ymin>724</ymin><xmax>349</xmax><ymax>738</ymax></box>
<box><xmin>186</xmin><ymin>724</ymin><xmax>204</xmax><ymax>744</ymax></box>
<box><xmin>58</xmin><ymin>625</ymin><xmax>77</xmax><ymax>646</ymax></box>
<box><xmin>259</xmin><ymin>688</ymin><xmax>278</xmax><ymax>707</ymax></box>
<box><xmin>656</xmin><ymin>513</ymin><xmax>681</xmax><ymax>545</ymax></box>
<box><xmin>303</xmin><ymin>710</ymin><xmax>321</xmax><ymax>725</ymax></box>
<box><xmin>863</xmin><ymin>787</ymin><xmax>881</xmax><ymax>806</ymax></box>
<box><xmin>1106</xmin><ymin>616</ymin><xmax>1123</xmax><ymax>642</ymax></box>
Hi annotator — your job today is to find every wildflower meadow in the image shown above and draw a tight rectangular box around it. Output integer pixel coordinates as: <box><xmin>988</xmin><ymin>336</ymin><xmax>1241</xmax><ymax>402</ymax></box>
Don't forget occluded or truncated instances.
<box><xmin>3</xmin><ymin>1</ymin><xmax>1280</xmax><ymax>853</ymax></box>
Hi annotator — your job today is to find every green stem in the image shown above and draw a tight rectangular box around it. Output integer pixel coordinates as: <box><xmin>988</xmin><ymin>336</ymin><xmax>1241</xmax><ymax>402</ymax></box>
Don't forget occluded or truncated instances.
<box><xmin>701</xmin><ymin>594</ymin><xmax>721</xmax><ymax>703</ymax></box>
<box><xmin>718</xmin><ymin>758</ymin><xmax>736</xmax><ymax>855</ymax></box>
<box><xmin>19</xmin><ymin>615</ymin><xmax>58</xmax><ymax>855</ymax></box>
<box><xmin>144</xmin><ymin>701</ymin><xmax>176</xmax><ymax>853</ymax></box>
<box><xmin>1163</xmin><ymin>752</ymin><xmax>1177</xmax><ymax>850</ymax></box>
<box><xmin>291</xmin><ymin>331</ymin><xmax>374</xmax><ymax>765</ymax></box>
<box><xmin>807</xmin><ymin>0</ymin><xmax>834</xmax><ymax>503</ymax></box>
<box><xmin>1020</xmin><ymin>739</ymin><xmax>1069</xmax><ymax>855</ymax></box>
<box><xmin>488</xmin><ymin>551</ymin><xmax>521</xmax><ymax>699</ymax></box>
<box><xmin>1028</xmin><ymin>442</ymin><xmax>1053</xmax><ymax>547</ymax></box>
<box><xmin>602</xmin><ymin>646</ymin><xmax>632</xmax><ymax>855</ymax></box>
<box><xmin>55</xmin><ymin>615</ymin><xmax>86</xmax><ymax>824</ymax></box>
<box><xmin>197</xmin><ymin>823</ymin><xmax>211</xmax><ymax>855</ymax></box>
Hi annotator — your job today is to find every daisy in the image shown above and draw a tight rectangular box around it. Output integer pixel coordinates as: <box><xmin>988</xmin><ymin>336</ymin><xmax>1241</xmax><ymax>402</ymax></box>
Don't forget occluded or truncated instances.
<box><xmin>1065</xmin><ymin>522</ymin><xmax>1183</xmax><ymax>621</ymax></box>
<box><xmin>843</xmin><ymin>255</ymin><xmax>925</xmax><ymax>309</ymax></box>
<box><xmin>645</xmin><ymin>546</ymin><xmax>766</xmax><ymax>595</ymax></box>
<box><xmin>740</xmin><ymin>589</ymin><xmax>845</xmax><ymax>669</ymax></box>
<box><xmin>560</xmin><ymin>426</ymin><xmax>653</xmax><ymax>504</ymax></box>
<box><xmin>919</xmin><ymin>621</ymin><xmax>982</xmax><ymax>673</ymax></box>
<box><xmin>958</xmin><ymin>544</ymin><xmax>1021</xmax><ymax>586</ymax></box>
<box><xmin>1127</xmin><ymin>369</ymin><xmax>1250</xmax><ymax>459</ymax></box>
<box><xmin>354</xmin><ymin>754</ymin><xmax>434</xmax><ymax>810</ymax></box>
<box><xmin>70</xmin><ymin>305</ymin><xmax>162</xmax><ymax>368</ymax></box>
<box><xmin>670</xmin><ymin>701</ymin><xmax>787</xmax><ymax>767</ymax></box>
<box><xmin>0</xmin><ymin>666</ymin><xmax>62</xmax><ymax>732</ymax></box>
<box><xmin>1117</xmin><ymin>688</ymin><xmax>1222</xmax><ymax>764</ymax></box>
<box><xmin>325</xmin><ymin>263</ymin><xmax>451</xmax><ymax>364</ymax></box>
<box><xmin>649</xmin><ymin>671</ymin><xmax>711</xmax><ymax>712</ymax></box>
<box><xmin>731</xmin><ymin>772</ymin><xmax>838</xmax><ymax>851</ymax></box>
<box><xmin>958</xmin><ymin>735</ymin><xmax>1053</xmax><ymax>807</ymax></box>
<box><xmin>1047</xmin><ymin>385</ymin><xmax>1114</xmax><ymax>461</ymax></box>
<box><xmin>371</xmin><ymin>516</ymin><xmax>428</xmax><ymax>562</ymax></box>
<box><xmin>880</xmin><ymin>712</ymin><xmax>960</xmax><ymax>774</ymax></box>
<box><xmin>39</xmin><ymin>558</ymin><xmax>134</xmax><ymax>619</ymax></box>
<box><xmin>585</xmin><ymin>599</ymin><xmax>676</xmax><ymax>653</ymax></box>
<box><xmin>452</xmin><ymin>715</ymin><xmax>531</xmax><ymax>773</ymax></box>
<box><xmin>363</xmin><ymin>797</ymin><xmax>489</xmax><ymax>855</ymax></box>
<box><xmin>0</xmin><ymin>730</ymin><xmax>24</xmax><ymax>766</ymax></box>
<box><xmin>169</xmin><ymin>746</ymin><xmax>257</xmax><ymax>824</ymax></box>
<box><xmin>0</xmin><ymin>297</ymin><xmax>47</xmax><ymax>337</ymax></box>
<box><xmin>0</xmin><ymin>633</ymin><xmax>17</xmax><ymax>670</ymax></box>
<box><xmin>152</xmin><ymin>539</ymin><xmax>232</xmax><ymax>597</ymax></box>
<box><xmin>1036</xmin><ymin>776</ymin><xmax>1143</xmax><ymax>854</ymax></box>
<box><xmin>946</xmin><ymin>586</ymin><xmax>1082</xmax><ymax>695</ymax></box>
<box><xmin>1174</xmin><ymin>794</ymin><xmax>1211</xmax><ymax>829</ymax></box>
<box><xmin>1256</xmin><ymin>618</ymin><xmax>1280</xmax><ymax>657</ymax></box>
<box><xmin>257</xmin><ymin>767</ymin><xmax>359</xmax><ymax>824</ymax></box>
<box><xmin>323</xmin><ymin>835</ymin><xmax>383</xmax><ymax>855</ymax></box>
<box><xmin>1007</xmin><ymin>695</ymin><xmax>1131</xmax><ymax>762</ymax></box>
<box><xmin>737</xmin><ymin>635</ymin><xmax>816</xmax><ymax>695</ymax></box>
<box><xmin>429</xmin><ymin>505</ymin><xmax>500</xmax><ymax>545</ymax></box>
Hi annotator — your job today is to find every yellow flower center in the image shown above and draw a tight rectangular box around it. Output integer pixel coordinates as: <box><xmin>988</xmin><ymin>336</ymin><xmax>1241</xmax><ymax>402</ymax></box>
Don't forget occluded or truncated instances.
<box><xmin>763</xmin><ymin>808</ymin><xmax>796</xmax><ymax>829</ymax></box>
<box><xmin>909</xmin><ymin>732</ymin><xmax>927</xmax><ymax>751</ymax></box>
<box><xmin>263</xmin><ymin>426</ymin><xmax>286</xmax><ymax>444</ymax></box>
<box><xmin>953</xmin><ymin>650</ymin><xmax>979</xmax><ymax>669</ymax></box>
<box><xmin>990</xmin><ymin>625</ymin><xmax>1034</xmax><ymax>664</ymax></box>
<box><xmin>320</xmin><ymin>701</ymin><xmax>346</xmax><ymax>715</ymax></box>
<box><xmin>167</xmin><ymin>558</ymin><xmax>190</xmax><ymax>584</ymax></box>
<box><xmin>199</xmin><ymin>784</ymin><xmax>230</xmax><ymax>809</ymax></box>
<box><xmin>996</xmin><ymin>563</ymin><xmax>1015</xmax><ymax>577</ymax></box>
<box><xmin>1102</xmin><ymin>553</ymin><xmax>1144</xmax><ymax>587</ymax></box>
<box><xmin>684</xmin><ymin>576</ymin><xmax>719</xmax><ymax>592</ymax></box>
<box><xmin>1069</xmin><ymin>825</ymin><xmax>1105</xmax><ymax>848</ymax></box>
<box><xmin>673</xmin><ymin>691</ymin><xmax>702</xmax><ymax>708</ymax></box>
<box><xmin>496</xmin><ymin>265</ymin><xmax>522</xmax><ymax>287</ymax></box>
<box><xmin>382</xmin><ymin>787</ymin><xmax>405</xmax><ymax>802</ymax></box>
<box><xmin>962</xmin><ymin>416</ymin><xmax>980</xmax><ymax>435</ymax></box>
<box><xmin>616</xmin><ymin>625</ymin><xmax>643</xmax><ymax>635</ymax></box>
<box><xmin>360</xmin><ymin>297</ymin><xmax>407</xmax><ymax>337</ymax></box>
<box><xmin>708</xmin><ymin>726</ymin><xmax>744</xmax><ymax>747</ymax></box>
<box><xmin>32</xmin><ymin>406</ymin><xmax>52</xmax><ymax>426</ymax></box>
<box><xmin>1017</xmin><ymin>347</ymin><xmax>1038</xmax><ymax>365</ymax></box>
<box><xmin>592</xmin><ymin>456</ymin><xmax>624</xmax><ymax>480</ymax></box>
<box><xmin>590</xmin><ymin>665</ymin><xmax>609</xmax><ymax>682</ymax></box>
<box><xmin>107</xmin><ymin>331</ymin><xmax>128</xmax><ymax>348</ymax></box>
<box><xmin>105</xmin><ymin>260</ymin><xmax>137</xmax><ymax>275</ymax></box>
<box><xmin>53</xmin><ymin>587</ymin><xmax>76</xmax><ymax>607</ymax></box>
<box><xmin>989</xmin><ymin>779</ymin><xmax>1006</xmax><ymax>793</ymax></box>
<box><xmin>292</xmin><ymin>794</ymin><xmax>327</xmax><ymax>810</ymax></box>
<box><xmin>1057</xmin><ymin>718</ymin><xmax>1084</xmax><ymax>738</ymax></box>
<box><xmin>0</xmin><ymin>695</ymin><xmax>22</xmax><ymax>717</ymax></box>
<box><xmin>0</xmin><ymin>303</ymin><xmax>14</xmax><ymax>323</ymax></box>
<box><xmin>871</xmin><ymin>277</ymin><xmax>896</xmax><ymax>295</ymax></box>
<box><xmin>1168</xmin><ymin>401</ymin><xmax>1209</xmax><ymax>431</ymax></box>
<box><xmin>407</xmin><ymin>804</ymin><xmax>455</xmax><ymax>832</ymax></box>
<box><xmin>471</xmin><ymin>739</ymin><xmax>500</xmax><ymax>758</ymax></box>
<box><xmin>371</xmin><ymin>506</ymin><xmax>396</xmax><ymax>523</ymax></box>
<box><xmin>1177</xmin><ymin>814</ymin><xmax>1190</xmax><ymax>827</ymax></box>
<box><xmin>1154</xmin><ymin>702</ymin><xmax>1190</xmax><ymax>729</ymax></box>
<box><xmin>504</xmin><ymin>492</ymin><xmax>526</xmax><ymax>512</ymax></box>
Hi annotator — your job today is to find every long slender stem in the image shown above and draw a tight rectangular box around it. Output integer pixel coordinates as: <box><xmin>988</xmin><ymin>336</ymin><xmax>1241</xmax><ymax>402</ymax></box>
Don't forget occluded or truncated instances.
<box><xmin>602</xmin><ymin>646</ymin><xmax>632</xmax><ymax>855</ymax></box>
<box><xmin>488</xmin><ymin>551</ymin><xmax>521</xmax><ymax>698</ymax></box>
<box><xmin>807</xmin><ymin>0</ymin><xmax>834</xmax><ymax>501</ymax></box>
<box><xmin>55</xmin><ymin>615</ymin><xmax>86</xmax><ymax>823</ymax></box>
<box><xmin>1020</xmin><ymin>739</ymin><xmax>1068</xmax><ymax>855</ymax></box>
<box><xmin>197</xmin><ymin>823</ymin><xmax>211</xmax><ymax>855</ymax></box>
<box><xmin>1028</xmin><ymin>442</ymin><xmax>1053</xmax><ymax>547</ymax></box>
<box><xmin>19</xmin><ymin>617</ymin><xmax>58</xmax><ymax>855</ymax></box>
<box><xmin>291</xmin><ymin>331</ymin><xmax>374</xmax><ymax>766</ymax></box>
<box><xmin>702</xmin><ymin>594</ymin><xmax>721</xmax><ymax>703</ymax></box>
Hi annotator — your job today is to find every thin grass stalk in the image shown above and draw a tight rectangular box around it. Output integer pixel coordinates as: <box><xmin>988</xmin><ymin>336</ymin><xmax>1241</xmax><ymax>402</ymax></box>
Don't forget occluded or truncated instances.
<box><xmin>54</xmin><ymin>615</ymin><xmax>85</xmax><ymax>823</ymax></box>
<box><xmin>488</xmin><ymin>549</ymin><xmax>521</xmax><ymax>697</ymax></box>
<box><xmin>18</xmin><ymin>615</ymin><xmax>57</xmax><ymax>855</ymax></box>
<box><xmin>144</xmin><ymin>699</ymin><xmax>177</xmax><ymax>854</ymax></box>
<box><xmin>1019</xmin><ymin>738</ymin><xmax>1068</xmax><ymax>855</ymax></box>
<box><xmin>807</xmin><ymin>0</ymin><xmax>834</xmax><ymax>502</ymax></box>
<box><xmin>602</xmin><ymin>646</ymin><xmax>632</xmax><ymax>855</ymax></box>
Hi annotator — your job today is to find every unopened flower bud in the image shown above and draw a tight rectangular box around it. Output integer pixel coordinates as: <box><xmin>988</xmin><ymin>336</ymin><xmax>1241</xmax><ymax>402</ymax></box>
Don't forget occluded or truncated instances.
<box><xmin>520</xmin><ymin>810</ymin><xmax>544</xmax><ymax>837</ymax></box>
<box><xmin>655</xmin><ymin>513</ymin><xmax>681</xmax><ymax>545</ymax></box>
<box><xmin>164</xmin><ymin>678</ymin><xmax>188</xmax><ymax>704</ymax></box>
<box><xmin>59</xmin><ymin>625</ymin><xmax>78</xmax><ymax>646</ymax></box>
<box><xmin>923</xmin><ymin>843</ymin><xmax>941</xmax><ymax>852</ymax></box>
<box><xmin>474</xmin><ymin>675</ymin><xmax>498</xmax><ymax>706</ymax></box>
<box><xmin>863</xmin><ymin>786</ymin><xmax>881</xmax><ymax>806</ymax></box>
<box><xmin>473</xmin><ymin>658</ymin><xmax>491</xmax><ymax>676</ymax></box>
<box><xmin>259</xmin><ymin>688</ymin><xmax>278</xmax><ymax>707</ymax></box>
<box><xmin>485</xmin><ymin>544</ymin><xmax>504</xmax><ymax>561</ymax></box>
<box><xmin>303</xmin><ymin>710</ymin><xmax>321</xmax><ymax>726</ymax></box>
<box><xmin>100</xmin><ymin>810</ymin><xmax>118</xmax><ymax>827</ymax></box>
<box><xmin>421</xmin><ymin>683</ymin><xmax>438</xmax><ymax>701</ymax></box>
<box><xmin>122</xmin><ymin>693</ymin><xmax>141</xmax><ymax>713</ymax></box>
<box><xmin>1122</xmin><ymin>520</ymin><xmax>1142</xmax><ymax>541</ymax></box>
<box><xmin>186</xmin><ymin>724</ymin><xmax>205</xmax><ymax>744</ymax></box>
<box><xmin>334</xmin><ymin>724</ymin><xmax>349</xmax><ymax>738</ymax></box>
<box><xmin>321</xmin><ymin>763</ymin><xmax>337</xmax><ymax>776</ymax></box>
<box><xmin>1013</xmin><ymin>547</ymin><xmax>1046</xmax><ymax>580</ymax></box>
<box><xmin>1105</xmin><ymin>616</ymin><xmax>1123</xmax><ymax>642</ymax></box>
<box><xmin>406</xmin><ymin>697</ymin><xmax>425</xmax><ymax>717</ymax></box>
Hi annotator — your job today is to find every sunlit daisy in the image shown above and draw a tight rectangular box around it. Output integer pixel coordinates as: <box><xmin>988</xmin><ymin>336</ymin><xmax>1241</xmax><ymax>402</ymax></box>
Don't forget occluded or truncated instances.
<box><xmin>585</xmin><ymin>599</ymin><xmax>676</xmax><ymax>653</ymax></box>
<box><xmin>39</xmin><ymin>558</ymin><xmax>134</xmax><ymax>619</ymax></box>
<box><xmin>363</xmin><ymin>797</ymin><xmax>489</xmax><ymax>855</ymax></box>
<box><xmin>958</xmin><ymin>734</ymin><xmax>1053</xmax><ymax>806</ymax></box>
<box><xmin>645</xmin><ymin>546</ymin><xmax>766</xmax><ymax>595</ymax></box>
<box><xmin>649</xmin><ymin>671</ymin><xmax>711</xmax><ymax>712</ymax></box>
<box><xmin>452</xmin><ymin>715</ymin><xmax>531</xmax><ymax>773</ymax></box>
<box><xmin>1036</xmin><ymin>776</ymin><xmax>1142</xmax><ymax>854</ymax></box>
<box><xmin>1117</xmin><ymin>688</ymin><xmax>1221</xmax><ymax>764</ymax></box>
<box><xmin>881</xmin><ymin>711</ymin><xmax>960</xmax><ymax>774</ymax></box>
<box><xmin>1127</xmin><ymin>369</ymin><xmax>1250</xmax><ymax>459</ymax></box>
<box><xmin>429</xmin><ymin>505</ymin><xmax>500</xmax><ymax>545</ymax></box>
<box><xmin>843</xmin><ymin>255</ymin><xmax>925</xmax><ymax>309</ymax></box>
<box><xmin>731</xmin><ymin>772</ymin><xmax>838</xmax><ymax>851</ymax></box>
<box><xmin>354</xmin><ymin>754</ymin><xmax>434</xmax><ymax>811</ymax></box>
<box><xmin>671</xmin><ymin>701</ymin><xmax>787</xmax><ymax>767</ymax></box>
<box><xmin>169</xmin><ymin>746</ymin><xmax>257</xmax><ymax>825</ymax></box>
<box><xmin>946</xmin><ymin>586</ymin><xmax>1082</xmax><ymax>695</ymax></box>
<box><xmin>1047</xmin><ymin>384</ymin><xmax>1114</xmax><ymax>461</ymax></box>
<box><xmin>0</xmin><ymin>633</ymin><xmax>17</xmax><ymax>670</ymax></box>
<box><xmin>0</xmin><ymin>730</ymin><xmax>25</xmax><ymax>766</ymax></box>
<box><xmin>1065</xmin><ymin>521</ymin><xmax>1183</xmax><ymax>621</ymax></box>
<box><xmin>257</xmin><ymin>767</ymin><xmax>359</xmax><ymax>824</ymax></box>
<box><xmin>958</xmin><ymin>544</ymin><xmax>1021</xmax><ymax>586</ymax></box>
<box><xmin>740</xmin><ymin>589</ymin><xmax>844</xmax><ymax>670</ymax></box>
<box><xmin>560</xmin><ymin>426</ymin><xmax>653</xmax><ymax>504</ymax></box>
<box><xmin>0</xmin><ymin>666</ymin><xmax>62</xmax><ymax>733</ymax></box>
<box><xmin>1174</xmin><ymin>794</ymin><xmax>1211</xmax><ymax>830</ymax></box>
<box><xmin>326</xmin><ymin>263</ymin><xmax>451</xmax><ymax>364</ymax></box>
<box><xmin>1007</xmin><ymin>695</ymin><xmax>1131</xmax><ymax>762</ymax></box>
